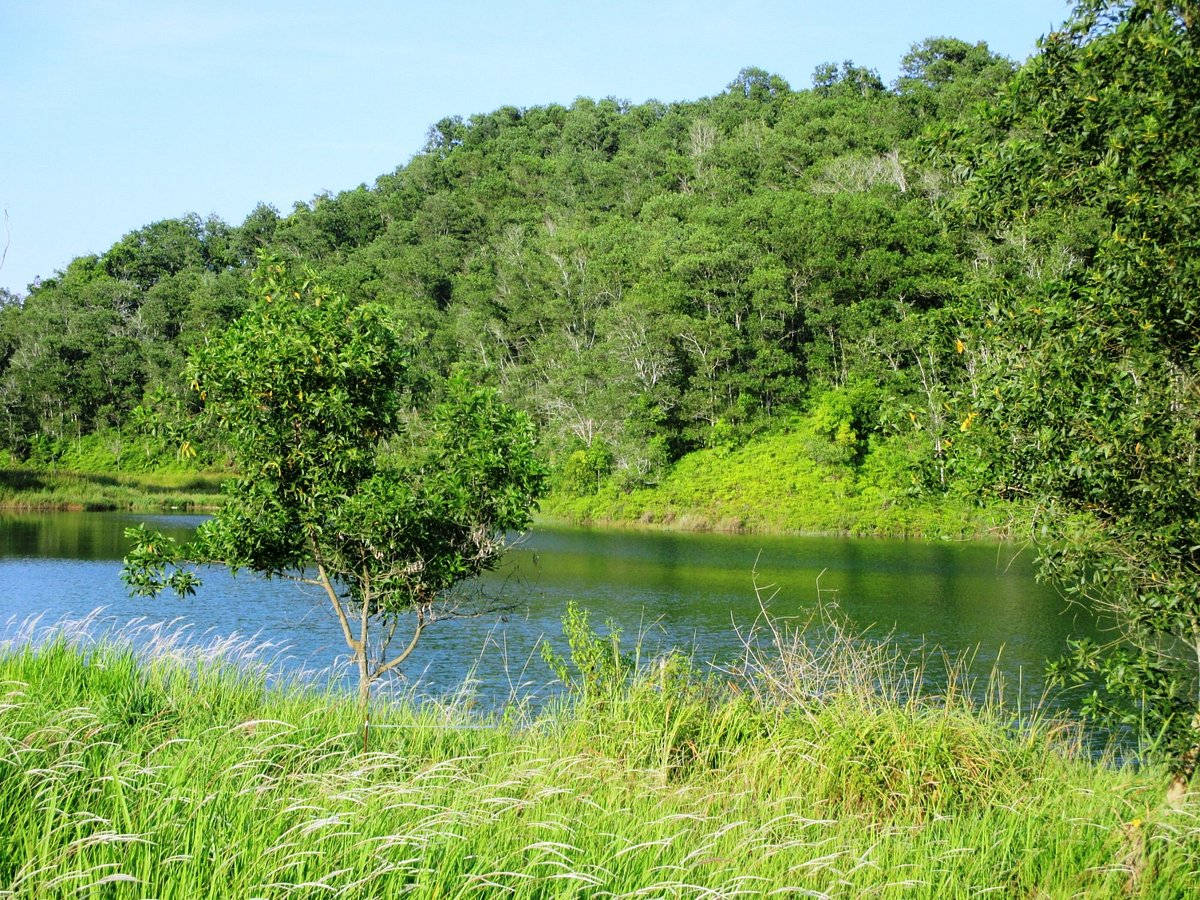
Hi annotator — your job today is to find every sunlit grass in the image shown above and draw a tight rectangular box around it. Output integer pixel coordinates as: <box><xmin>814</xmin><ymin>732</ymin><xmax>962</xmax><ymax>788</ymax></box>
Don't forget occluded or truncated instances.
<box><xmin>542</xmin><ymin>426</ymin><xmax>1023</xmax><ymax>540</ymax></box>
<box><xmin>0</xmin><ymin>468</ymin><xmax>224</xmax><ymax>512</ymax></box>
<box><xmin>0</xmin><ymin>612</ymin><xmax>1195</xmax><ymax>897</ymax></box>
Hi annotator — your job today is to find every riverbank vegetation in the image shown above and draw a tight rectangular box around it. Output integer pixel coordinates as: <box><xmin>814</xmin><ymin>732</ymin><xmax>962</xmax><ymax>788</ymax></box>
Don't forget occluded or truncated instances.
<box><xmin>0</xmin><ymin>614</ymin><xmax>1196</xmax><ymax>898</ymax></box>
<box><xmin>542</xmin><ymin>401</ymin><xmax>1022</xmax><ymax>538</ymax></box>
<box><xmin>0</xmin><ymin>465</ymin><xmax>223</xmax><ymax>512</ymax></box>
<box><xmin>0</xmin><ymin>434</ymin><xmax>225</xmax><ymax>512</ymax></box>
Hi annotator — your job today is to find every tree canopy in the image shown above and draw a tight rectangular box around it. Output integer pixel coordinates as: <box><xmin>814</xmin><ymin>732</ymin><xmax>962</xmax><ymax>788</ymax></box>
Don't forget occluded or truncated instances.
<box><xmin>0</xmin><ymin>44</ymin><xmax>1004</xmax><ymax>487</ymax></box>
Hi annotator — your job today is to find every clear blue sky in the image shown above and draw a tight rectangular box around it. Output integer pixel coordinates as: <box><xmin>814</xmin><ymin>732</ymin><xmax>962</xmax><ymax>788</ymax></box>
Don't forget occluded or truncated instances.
<box><xmin>0</xmin><ymin>0</ymin><xmax>1071</xmax><ymax>295</ymax></box>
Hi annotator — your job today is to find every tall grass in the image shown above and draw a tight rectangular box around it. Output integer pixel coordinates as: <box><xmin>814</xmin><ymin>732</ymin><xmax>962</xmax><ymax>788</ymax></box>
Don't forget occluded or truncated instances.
<box><xmin>0</xmin><ymin>611</ymin><xmax>1196</xmax><ymax>897</ymax></box>
<box><xmin>0</xmin><ymin>468</ymin><xmax>224</xmax><ymax>512</ymax></box>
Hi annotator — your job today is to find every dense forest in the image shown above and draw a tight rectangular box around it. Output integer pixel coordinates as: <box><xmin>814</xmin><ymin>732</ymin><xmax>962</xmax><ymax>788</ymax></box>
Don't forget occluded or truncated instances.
<box><xmin>0</xmin><ymin>37</ymin><xmax>1015</xmax><ymax>496</ymax></box>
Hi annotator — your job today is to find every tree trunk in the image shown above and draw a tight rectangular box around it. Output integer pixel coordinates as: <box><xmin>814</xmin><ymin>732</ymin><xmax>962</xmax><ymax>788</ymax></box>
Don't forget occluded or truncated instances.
<box><xmin>1166</xmin><ymin>712</ymin><xmax>1200</xmax><ymax>808</ymax></box>
<box><xmin>357</xmin><ymin>663</ymin><xmax>371</xmax><ymax>715</ymax></box>
<box><xmin>357</xmin><ymin>657</ymin><xmax>371</xmax><ymax>754</ymax></box>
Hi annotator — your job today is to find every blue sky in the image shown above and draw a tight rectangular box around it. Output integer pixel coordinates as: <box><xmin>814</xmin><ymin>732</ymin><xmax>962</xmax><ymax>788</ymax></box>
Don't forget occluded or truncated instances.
<box><xmin>0</xmin><ymin>1</ymin><xmax>1071</xmax><ymax>295</ymax></box>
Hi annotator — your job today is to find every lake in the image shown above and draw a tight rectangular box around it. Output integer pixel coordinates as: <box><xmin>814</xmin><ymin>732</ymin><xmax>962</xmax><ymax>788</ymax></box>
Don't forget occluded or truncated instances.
<box><xmin>0</xmin><ymin>512</ymin><xmax>1103</xmax><ymax>708</ymax></box>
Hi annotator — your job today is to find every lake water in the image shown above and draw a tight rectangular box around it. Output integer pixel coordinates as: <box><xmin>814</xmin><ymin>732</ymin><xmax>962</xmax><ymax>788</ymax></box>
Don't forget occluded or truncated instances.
<box><xmin>0</xmin><ymin>512</ymin><xmax>1103</xmax><ymax>708</ymax></box>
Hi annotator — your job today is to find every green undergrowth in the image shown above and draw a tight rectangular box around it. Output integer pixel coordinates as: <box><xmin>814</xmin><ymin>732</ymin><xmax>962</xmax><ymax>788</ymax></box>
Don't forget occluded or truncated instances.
<box><xmin>0</xmin><ymin>467</ymin><xmax>225</xmax><ymax>512</ymax></box>
<box><xmin>0</xmin><ymin>613</ymin><xmax>1195</xmax><ymax>897</ymax></box>
<box><xmin>543</xmin><ymin>426</ymin><xmax>1021</xmax><ymax>539</ymax></box>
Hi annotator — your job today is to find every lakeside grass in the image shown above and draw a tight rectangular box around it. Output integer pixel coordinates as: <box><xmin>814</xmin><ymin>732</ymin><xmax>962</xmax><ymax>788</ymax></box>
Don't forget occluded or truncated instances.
<box><xmin>0</xmin><ymin>615</ymin><xmax>1196</xmax><ymax>897</ymax></box>
<box><xmin>0</xmin><ymin>458</ymin><xmax>1013</xmax><ymax>541</ymax></box>
<box><xmin>2</xmin><ymin>419</ymin><xmax>1017</xmax><ymax>539</ymax></box>
<box><xmin>0</xmin><ymin>468</ymin><xmax>225</xmax><ymax>512</ymax></box>
<box><xmin>542</xmin><ymin>429</ymin><xmax>1021</xmax><ymax>540</ymax></box>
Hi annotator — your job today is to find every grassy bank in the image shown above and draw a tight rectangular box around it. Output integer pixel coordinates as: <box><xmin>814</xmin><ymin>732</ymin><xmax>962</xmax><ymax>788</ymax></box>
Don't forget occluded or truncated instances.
<box><xmin>0</xmin><ymin>617</ymin><xmax>1195</xmax><ymax>897</ymax></box>
<box><xmin>0</xmin><ymin>467</ymin><xmax>224</xmax><ymax>512</ymax></box>
<box><xmin>542</xmin><ymin>427</ymin><xmax>1021</xmax><ymax>540</ymax></box>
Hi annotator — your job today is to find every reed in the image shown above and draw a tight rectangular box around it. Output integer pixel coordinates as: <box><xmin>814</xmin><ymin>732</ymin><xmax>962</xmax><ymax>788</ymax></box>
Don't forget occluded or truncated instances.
<box><xmin>0</xmin><ymin>612</ymin><xmax>1195</xmax><ymax>898</ymax></box>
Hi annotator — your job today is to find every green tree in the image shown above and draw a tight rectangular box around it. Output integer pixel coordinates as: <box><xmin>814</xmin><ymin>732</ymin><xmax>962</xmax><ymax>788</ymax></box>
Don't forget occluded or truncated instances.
<box><xmin>102</xmin><ymin>216</ymin><xmax>207</xmax><ymax>288</ymax></box>
<box><xmin>122</xmin><ymin>259</ymin><xmax>546</xmax><ymax>709</ymax></box>
<box><xmin>962</xmin><ymin>1</ymin><xmax>1200</xmax><ymax>789</ymax></box>
<box><xmin>896</xmin><ymin>37</ymin><xmax>1015</xmax><ymax>121</ymax></box>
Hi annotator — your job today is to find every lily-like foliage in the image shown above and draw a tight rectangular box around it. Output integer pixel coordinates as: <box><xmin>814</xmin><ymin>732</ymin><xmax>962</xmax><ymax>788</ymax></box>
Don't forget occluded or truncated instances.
<box><xmin>122</xmin><ymin>258</ymin><xmax>546</xmax><ymax>706</ymax></box>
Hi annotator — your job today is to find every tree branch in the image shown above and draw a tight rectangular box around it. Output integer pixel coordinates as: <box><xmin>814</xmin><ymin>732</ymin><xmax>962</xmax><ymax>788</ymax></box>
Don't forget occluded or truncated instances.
<box><xmin>310</xmin><ymin>535</ymin><xmax>358</xmax><ymax>651</ymax></box>
<box><xmin>277</xmin><ymin>572</ymin><xmax>325</xmax><ymax>587</ymax></box>
<box><xmin>380</xmin><ymin>616</ymin><xmax>399</xmax><ymax>657</ymax></box>
<box><xmin>373</xmin><ymin>609</ymin><xmax>426</xmax><ymax>679</ymax></box>
<box><xmin>0</xmin><ymin>209</ymin><xmax>9</xmax><ymax>273</ymax></box>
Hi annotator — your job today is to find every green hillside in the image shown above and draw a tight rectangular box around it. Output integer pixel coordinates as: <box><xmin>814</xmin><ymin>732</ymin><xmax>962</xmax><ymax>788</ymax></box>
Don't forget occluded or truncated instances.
<box><xmin>0</xmin><ymin>40</ymin><xmax>1015</xmax><ymax>519</ymax></box>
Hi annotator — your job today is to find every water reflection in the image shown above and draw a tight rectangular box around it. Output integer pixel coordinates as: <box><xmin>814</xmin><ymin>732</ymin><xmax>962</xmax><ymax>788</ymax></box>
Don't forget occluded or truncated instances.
<box><xmin>0</xmin><ymin>513</ymin><xmax>1102</xmax><ymax>708</ymax></box>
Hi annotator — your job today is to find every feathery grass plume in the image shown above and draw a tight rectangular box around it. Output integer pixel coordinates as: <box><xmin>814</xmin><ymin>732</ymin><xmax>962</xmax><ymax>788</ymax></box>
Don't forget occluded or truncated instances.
<box><xmin>0</xmin><ymin>609</ymin><xmax>1194</xmax><ymax>896</ymax></box>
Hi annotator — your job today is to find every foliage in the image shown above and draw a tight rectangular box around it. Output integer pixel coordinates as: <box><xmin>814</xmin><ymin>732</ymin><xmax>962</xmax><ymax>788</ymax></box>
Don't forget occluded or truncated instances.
<box><xmin>0</xmin><ymin>40</ymin><xmax>1008</xmax><ymax>496</ymax></box>
<box><xmin>1050</xmin><ymin>638</ymin><xmax>1199</xmax><ymax>763</ymax></box>
<box><xmin>552</xmin><ymin>440</ymin><xmax>614</xmax><ymax>496</ymax></box>
<box><xmin>957</xmin><ymin>0</ymin><xmax>1200</xmax><ymax>774</ymax></box>
<box><xmin>540</xmin><ymin>599</ymin><xmax>634</xmax><ymax>696</ymax></box>
<box><xmin>542</xmin><ymin>409</ymin><xmax>1018</xmax><ymax>539</ymax></box>
<box><xmin>123</xmin><ymin>260</ymin><xmax>546</xmax><ymax>702</ymax></box>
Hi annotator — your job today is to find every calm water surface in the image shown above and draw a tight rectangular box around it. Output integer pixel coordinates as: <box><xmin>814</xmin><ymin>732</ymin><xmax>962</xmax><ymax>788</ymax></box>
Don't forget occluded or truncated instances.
<box><xmin>0</xmin><ymin>512</ymin><xmax>1103</xmax><ymax>706</ymax></box>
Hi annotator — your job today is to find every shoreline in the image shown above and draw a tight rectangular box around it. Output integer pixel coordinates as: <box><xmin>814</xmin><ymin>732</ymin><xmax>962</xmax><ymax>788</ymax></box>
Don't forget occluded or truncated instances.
<box><xmin>533</xmin><ymin>510</ymin><xmax>1024</xmax><ymax>542</ymax></box>
<box><xmin>0</xmin><ymin>466</ymin><xmax>1023</xmax><ymax>544</ymax></box>
<box><xmin>0</xmin><ymin>466</ymin><xmax>225</xmax><ymax>514</ymax></box>
<box><xmin>534</xmin><ymin>494</ymin><xmax>1028</xmax><ymax>543</ymax></box>
<box><xmin>2</xmin><ymin>463</ymin><xmax>1026</xmax><ymax>544</ymax></box>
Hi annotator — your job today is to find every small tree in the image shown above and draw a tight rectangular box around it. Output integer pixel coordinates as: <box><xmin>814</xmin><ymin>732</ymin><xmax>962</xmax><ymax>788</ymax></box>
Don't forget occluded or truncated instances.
<box><xmin>123</xmin><ymin>259</ymin><xmax>546</xmax><ymax>709</ymax></box>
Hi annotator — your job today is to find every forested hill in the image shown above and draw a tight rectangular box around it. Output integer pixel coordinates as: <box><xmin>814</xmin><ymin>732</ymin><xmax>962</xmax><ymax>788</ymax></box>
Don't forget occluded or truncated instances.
<box><xmin>1</xmin><ymin>0</ymin><xmax>1195</xmax><ymax>619</ymax></box>
<box><xmin>0</xmin><ymin>38</ymin><xmax>1019</xmax><ymax>501</ymax></box>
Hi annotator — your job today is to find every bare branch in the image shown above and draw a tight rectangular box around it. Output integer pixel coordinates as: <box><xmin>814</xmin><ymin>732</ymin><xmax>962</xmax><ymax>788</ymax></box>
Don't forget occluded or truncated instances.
<box><xmin>434</xmin><ymin>598</ymin><xmax>517</xmax><ymax>626</ymax></box>
<box><xmin>373</xmin><ymin>609</ymin><xmax>426</xmax><ymax>679</ymax></box>
<box><xmin>275</xmin><ymin>572</ymin><xmax>325</xmax><ymax>587</ymax></box>
<box><xmin>0</xmin><ymin>209</ymin><xmax>9</xmax><ymax>273</ymax></box>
